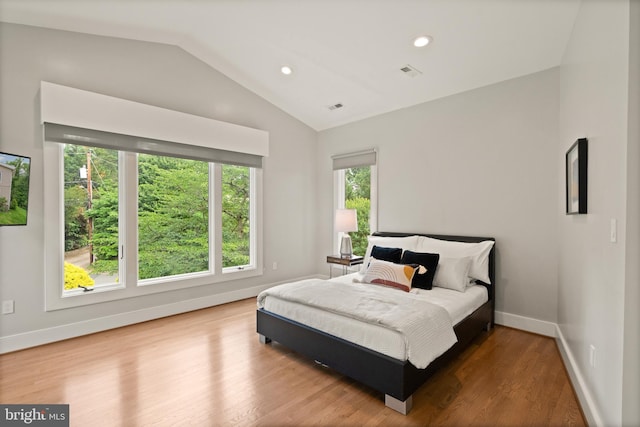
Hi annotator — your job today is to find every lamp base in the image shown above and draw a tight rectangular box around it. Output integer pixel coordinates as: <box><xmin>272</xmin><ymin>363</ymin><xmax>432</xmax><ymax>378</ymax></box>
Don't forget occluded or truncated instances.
<box><xmin>340</xmin><ymin>235</ymin><xmax>353</xmax><ymax>258</ymax></box>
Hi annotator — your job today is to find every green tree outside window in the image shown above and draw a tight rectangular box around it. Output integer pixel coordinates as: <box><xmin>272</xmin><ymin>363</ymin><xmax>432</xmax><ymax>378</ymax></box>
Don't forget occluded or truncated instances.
<box><xmin>344</xmin><ymin>167</ymin><xmax>371</xmax><ymax>256</ymax></box>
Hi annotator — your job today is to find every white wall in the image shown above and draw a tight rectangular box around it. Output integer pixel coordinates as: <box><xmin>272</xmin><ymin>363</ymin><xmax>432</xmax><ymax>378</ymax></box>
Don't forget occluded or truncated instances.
<box><xmin>557</xmin><ymin>1</ymin><xmax>635</xmax><ymax>426</ymax></box>
<box><xmin>0</xmin><ymin>23</ymin><xmax>318</xmax><ymax>343</ymax></box>
<box><xmin>317</xmin><ymin>68</ymin><xmax>560</xmax><ymax>325</ymax></box>
<box><xmin>623</xmin><ymin>3</ymin><xmax>640</xmax><ymax>426</ymax></box>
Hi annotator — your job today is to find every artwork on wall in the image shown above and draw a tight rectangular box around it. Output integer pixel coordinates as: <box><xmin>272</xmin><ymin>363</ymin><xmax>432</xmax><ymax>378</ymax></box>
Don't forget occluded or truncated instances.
<box><xmin>0</xmin><ymin>151</ymin><xmax>31</xmax><ymax>226</ymax></box>
<box><xmin>566</xmin><ymin>138</ymin><xmax>588</xmax><ymax>215</ymax></box>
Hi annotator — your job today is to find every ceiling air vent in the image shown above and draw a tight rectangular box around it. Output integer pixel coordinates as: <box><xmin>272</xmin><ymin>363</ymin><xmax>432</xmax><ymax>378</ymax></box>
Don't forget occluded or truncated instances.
<box><xmin>400</xmin><ymin>64</ymin><xmax>422</xmax><ymax>78</ymax></box>
<box><xmin>327</xmin><ymin>103</ymin><xmax>344</xmax><ymax>111</ymax></box>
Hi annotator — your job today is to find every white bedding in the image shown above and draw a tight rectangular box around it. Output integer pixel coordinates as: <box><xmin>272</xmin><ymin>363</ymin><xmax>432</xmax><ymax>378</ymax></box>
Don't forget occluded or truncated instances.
<box><xmin>258</xmin><ymin>273</ymin><xmax>488</xmax><ymax>368</ymax></box>
<box><xmin>329</xmin><ymin>273</ymin><xmax>488</xmax><ymax>325</ymax></box>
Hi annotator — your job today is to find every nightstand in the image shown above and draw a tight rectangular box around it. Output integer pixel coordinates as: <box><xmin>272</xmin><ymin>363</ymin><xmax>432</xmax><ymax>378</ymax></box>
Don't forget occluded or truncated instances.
<box><xmin>326</xmin><ymin>254</ymin><xmax>364</xmax><ymax>278</ymax></box>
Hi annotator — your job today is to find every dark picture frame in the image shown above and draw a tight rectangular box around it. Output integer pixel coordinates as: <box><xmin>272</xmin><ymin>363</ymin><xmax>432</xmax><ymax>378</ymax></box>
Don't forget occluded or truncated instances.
<box><xmin>566</xmin><ymin>138</ymin><xmax>588</xmax><ymax>215</ymax></box>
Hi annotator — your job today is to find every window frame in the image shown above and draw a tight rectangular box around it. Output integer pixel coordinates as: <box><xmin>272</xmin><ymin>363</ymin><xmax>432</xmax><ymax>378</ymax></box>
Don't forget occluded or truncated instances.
<box><xmin>44</xmin><ymin>143</ymin><xmax>263</xmax><ymax>311</ymax></box>
<box><xmin>221</xmin><ymin>166</ymin><xmax>258</xmax><ymax>274</ymax></box>
<box><xmin>332</xmin><ymin>149</ymin><xmax>378</xmax><ymax>255</ymax></box>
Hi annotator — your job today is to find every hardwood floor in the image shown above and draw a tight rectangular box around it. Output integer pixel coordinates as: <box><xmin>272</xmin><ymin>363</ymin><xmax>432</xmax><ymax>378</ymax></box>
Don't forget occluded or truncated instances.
<box><xmin>0</xmin><ymin>298</ymin><xmax>586</xmax><ymax>426</ymax></box>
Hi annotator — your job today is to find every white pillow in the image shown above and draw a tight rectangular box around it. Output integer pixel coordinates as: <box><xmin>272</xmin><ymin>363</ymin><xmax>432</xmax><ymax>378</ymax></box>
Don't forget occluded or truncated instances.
<box><xmin>416</xmin><ymin>237</ymin><xmax>494</xmax><ymax>283</ymax></box>
<box><xmin>433</xmin><ymin>256</ymin><xmax>473</xmax><ymax>292</ymax></box>
<box><xmin>359</xmin><ymin>258</ymin><xmax>417</xmax><ymax>292</ymax></box>
<box><xmin>361</xmin><ymin>235</ymin><xmax>420</xmax><ymax>272</ymax></box>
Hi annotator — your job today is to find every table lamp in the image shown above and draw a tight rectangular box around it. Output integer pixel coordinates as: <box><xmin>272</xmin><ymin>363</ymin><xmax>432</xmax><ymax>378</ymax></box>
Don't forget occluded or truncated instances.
<box><xmin>335</xmin><ymin>209</ymin><xmax>358</xmax><ymax>257</ymax></box>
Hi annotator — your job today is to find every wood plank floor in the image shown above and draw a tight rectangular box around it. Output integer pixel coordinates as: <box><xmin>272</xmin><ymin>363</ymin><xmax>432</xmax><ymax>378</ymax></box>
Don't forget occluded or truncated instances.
<box><xmin>0</xmin><ymin>298</ymin><xmax>586</xmax><ymax>426</ymax></box>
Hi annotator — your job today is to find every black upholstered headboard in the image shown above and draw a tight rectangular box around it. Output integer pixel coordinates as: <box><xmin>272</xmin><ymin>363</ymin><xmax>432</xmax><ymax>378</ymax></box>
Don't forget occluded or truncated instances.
<box><xmin>371</xmin><ymin>231</ymin><xmax>496</xmax><ymax>304</ymax></box>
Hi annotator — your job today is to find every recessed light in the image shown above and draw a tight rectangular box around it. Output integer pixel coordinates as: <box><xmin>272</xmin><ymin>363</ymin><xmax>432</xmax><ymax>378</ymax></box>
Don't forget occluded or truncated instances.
<box><xmin>413</xmin><ymin>35</ymin><xmax>432</xmax><ymax>48</ymax></box>
<box><xmin>281</xmin><ymin>65</ymin><xmax>293</xmax><ymax>75</ymax></box>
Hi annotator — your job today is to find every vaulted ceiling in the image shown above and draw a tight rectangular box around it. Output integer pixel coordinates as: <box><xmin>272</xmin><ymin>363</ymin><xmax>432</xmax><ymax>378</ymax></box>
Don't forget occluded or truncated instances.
<box><xmin>0</xmin><ymin>0</ymin><xmax>581</xmax><ymax>130</ymax></box>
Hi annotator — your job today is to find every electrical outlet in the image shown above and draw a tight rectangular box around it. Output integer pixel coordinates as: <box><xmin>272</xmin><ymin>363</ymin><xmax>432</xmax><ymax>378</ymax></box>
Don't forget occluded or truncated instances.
<box><xmin>272</xmin><ymin>262</ymin><xmax>278</xmax><ymax>270</ymax></box>
<box><xmin>589</xmin><ymin>345</ymin><xmax>596</xmax><ymax>368</ymax></box>
<box><xmin>2</xmin><ymin>300</ymin><xmax>15</xmax><ymax>314</ymax></box>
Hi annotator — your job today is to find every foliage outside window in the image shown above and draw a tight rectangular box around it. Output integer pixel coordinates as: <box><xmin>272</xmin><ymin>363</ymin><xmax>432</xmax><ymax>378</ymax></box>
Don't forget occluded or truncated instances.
<box><xmin>63</xmin><ymin>145</ymin><xmax>119</xmax><ymax>290</ymax></box>
<box><xmin>222</xmin><ymin>165</ymin><xmax>251</xmax><ymax>268</ymax></box>
<box><xmin>344</xmin><ymin>167</ymin><xmax>371</xmax><ymax>256</ymax></box>
<box><xmin>62</xmin><ymin>143</ymin><xmax>255</xmax><ymax>294</ymax></box>
<box><xmin>64</xmin><ymin>261</ymin><xmax>95</xmax><ymax>290</ymax></box>
<box><xmin>138</xmin><ymin>154</ymin><xmax>210</xmax><ymax>280</ymax></box>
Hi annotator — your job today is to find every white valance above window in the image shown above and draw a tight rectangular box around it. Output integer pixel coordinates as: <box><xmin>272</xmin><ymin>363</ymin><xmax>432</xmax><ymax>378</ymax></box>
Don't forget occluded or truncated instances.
<box><xmin>40</xmin><ymin>81</ymin><xmax>269</xmax><ymax>168</ymax></box>
<box><xmin>332</xmin><ymin>148</ymin><xmax>377</xmax><ymax>170</ymax></box>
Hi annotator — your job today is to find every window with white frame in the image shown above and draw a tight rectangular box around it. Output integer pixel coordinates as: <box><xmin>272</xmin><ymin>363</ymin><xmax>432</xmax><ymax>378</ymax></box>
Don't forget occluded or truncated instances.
<box><xmin>62</xmin><ymin>144</ymin><xmax>121</xmax><ymax>290</ymax></box>
<box><xmin>40</xmin><ymin>81</ymin><xmax>267</xmax><ymax>311</ymax></box>
<box><xmin>45</xmin><ymin>130</ymin><xmax>261</xmax><ymax>309</ymax></box>
<box><xmin>221</xmin><ymin>164</ymin><xmax>254</xmax><ymax>270</ymax></box>
<box><xmin>136</xmin><ymin>153</ymin><xmax>211</xmax><ymax>282</ymax></box>
<box><xmin>332</xmin><ymin>149</ymin><xmax>377</xmax><ymax>256</ymax></box>
<box><xmin>42</xmin><ymin>83</ymin><xmax>267</xmax><ymax>310</ymax></box>
<box><xmin>47</xmin><ymin>134</ymin><xmax>260</xmax><ymax>304</ymax></box>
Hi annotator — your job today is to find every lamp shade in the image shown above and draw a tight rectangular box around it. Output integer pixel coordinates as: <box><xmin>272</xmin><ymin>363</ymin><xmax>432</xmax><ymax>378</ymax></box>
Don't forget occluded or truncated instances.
<box><xmin>335</xmin><ymin>209</ymin><xmax>358</xmax><ymax>233</ymax></box>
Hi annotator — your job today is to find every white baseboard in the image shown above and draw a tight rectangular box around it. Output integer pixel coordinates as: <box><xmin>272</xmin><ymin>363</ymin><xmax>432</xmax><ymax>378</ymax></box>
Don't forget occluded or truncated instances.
<box><xmin>0</xmin><ymin>275</ymin><xmax>321</xmax><ymax>354</ymax></box>
<box><xmin>555</xmin><ymin>325</ymin><xmax>602</xmax><ymax>427</ymax></box>
<box><xmin>495</xmin><ymin>312</ymin><xmax>601</xmax><ymax>426</ymax></box>
<box><xmin>494</xmin><ymin>311</ymin><xmax>557</xmax><ymax>337</ymax></box>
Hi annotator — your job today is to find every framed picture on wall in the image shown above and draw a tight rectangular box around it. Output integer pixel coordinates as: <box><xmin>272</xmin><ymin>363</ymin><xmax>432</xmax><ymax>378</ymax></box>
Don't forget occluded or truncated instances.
<box><xmin>566</xmin><ymin>138</ymin><xmax>588</xmax><ymax>215</ymax></box>
<box><xmin>0</xmin><ymin>151</ymin><xmax>31</xmax><ymax>226</ymax></box>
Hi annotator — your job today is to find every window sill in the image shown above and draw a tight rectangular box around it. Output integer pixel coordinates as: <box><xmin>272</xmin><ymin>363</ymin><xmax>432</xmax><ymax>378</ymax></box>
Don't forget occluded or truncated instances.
<box><xmin>46</xmin><ymin>268</ymin><xmax>262</xmax><ymax>311</ymax></box>
<box><xmin>62</xmin><ymin>283</ymin><xmax>125</xmax><ymax>298</ymax></box>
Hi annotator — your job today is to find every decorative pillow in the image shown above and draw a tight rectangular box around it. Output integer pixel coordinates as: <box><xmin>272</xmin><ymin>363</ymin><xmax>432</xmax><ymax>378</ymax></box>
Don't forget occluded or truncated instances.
<box><xmin>361</xmin><ymin>258</ymin><xmax>418</xmax><ymax>292</ymax></box>
<box><xmin>400</xmin><ymin>250</ymin><xmax>440</xmax><ymax>290</ymax></box>
<box><xmin>361</xmin><ymin>235</ymin><xmax>420</xmax><ymax>272</ymax></box>
<box><xmin>370</xmin><ymin>245</ymin><xmax>403</xmax><ymax>264</ymax></box>
<box><xmin>433</xmin><ymin>256</ymin><xmax>473</xmax><ymax>292</ymax></box>
<box><xmin>416</xmin><ymin>237</ymin><xmax>494</xmax><ymax>283</ymax></box>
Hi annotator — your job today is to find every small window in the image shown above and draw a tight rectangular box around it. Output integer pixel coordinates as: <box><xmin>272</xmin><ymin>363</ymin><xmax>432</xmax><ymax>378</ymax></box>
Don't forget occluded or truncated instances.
<box><xmin>343</xmin><ymin>166</ymin><xmax>372</xmax><ymax>255</ymax></box>
<box><xmin>222</xmin><ymin>164</ymin><xmax>253</xmax><ymax>270</ymax></box>
<box><xmin>333</xmin><ymin>149</ymin><xmax>378</xmax><ymax>256</ymax></box>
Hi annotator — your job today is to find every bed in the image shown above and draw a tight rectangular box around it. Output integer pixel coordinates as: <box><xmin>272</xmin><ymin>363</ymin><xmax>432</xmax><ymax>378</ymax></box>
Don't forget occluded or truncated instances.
<box><xmin>256</xmin><ymin>232</ymin><xmax>496</xmax><ymax>414</ymax></box>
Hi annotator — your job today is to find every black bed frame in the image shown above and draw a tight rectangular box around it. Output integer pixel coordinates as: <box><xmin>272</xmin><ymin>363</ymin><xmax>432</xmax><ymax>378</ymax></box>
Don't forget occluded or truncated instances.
<box><xmin>256</xmin><ymin>232</ymin><xmax>496</xmax><ymax>414</ymax></box>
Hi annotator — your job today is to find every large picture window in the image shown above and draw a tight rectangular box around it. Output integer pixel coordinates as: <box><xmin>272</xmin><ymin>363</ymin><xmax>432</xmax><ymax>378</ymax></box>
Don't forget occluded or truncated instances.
<box><xmin>41</xmin><ymin>83</ymin><xmax>267</xmax><ymax>310</ymax></box>
<box><xmin>333</xmin><ymin>149</ymin><xmax>377</xmax><ymax>256</ymax></box>
<box><xmin>46</xmin><ymin>135</ymin><xmax>262</xmax><ymax>310</ymax></box>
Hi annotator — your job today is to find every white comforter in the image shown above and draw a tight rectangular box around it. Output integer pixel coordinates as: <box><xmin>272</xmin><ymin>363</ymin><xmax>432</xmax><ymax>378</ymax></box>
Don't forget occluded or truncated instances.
<box><xmin>257</xmin><ymin>279</ymin><xmax>458</xmax><ymax>369</ymax></box>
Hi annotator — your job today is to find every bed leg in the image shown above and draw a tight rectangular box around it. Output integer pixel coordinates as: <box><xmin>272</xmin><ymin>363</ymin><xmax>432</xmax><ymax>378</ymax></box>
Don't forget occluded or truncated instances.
<box><xmin>486</xmin><ymin>322</ymin><xmax>493</xmax><ymax>331</ymax></box>
<box><xmin>385</xmin><ymin>394</ymin><xmax>413</xmax><ymax>415</ymax></box>
<box><xmin>258</xmin><ymin>334</ymin><xmax>271</xmax><ymax>344</ymax></box>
